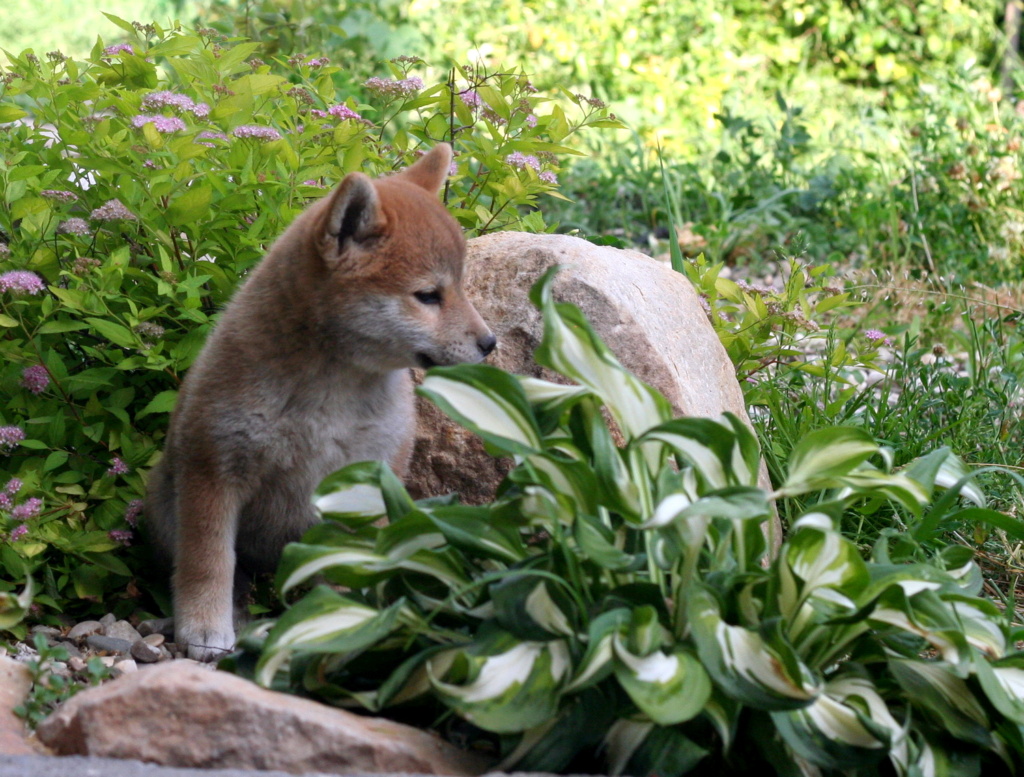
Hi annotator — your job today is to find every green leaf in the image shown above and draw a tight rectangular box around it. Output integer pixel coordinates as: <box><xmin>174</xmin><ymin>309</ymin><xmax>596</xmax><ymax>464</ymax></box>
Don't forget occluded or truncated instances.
<box><xmin>613</xmin><ymin>639</ymin><xmax>710</xmax><ymax>725</ymax></box>
<box><xmin>168</xmin><ymin>185</ymin><xmax>213</xmax><ymax>225</ymax></box>
<box><xmin>136</xmin><ymin>390</ymin><xmax>178</xmax><ymax>419</ymax></box>
<box><xmin>419</xmin><ymin>365</ymin><xmax>543</xmax><ymax>455</ymax></box>
<box><xmin>889</xmin><ymin>658</ymin><xmax>991</xmax><ymax>746</ymax></box>
<box><xmin>256</xmin><ymin>587</ymin><xmax>405</xmax><ymax>686</ymax></box>
<box><xmin>431</xmin><ymin>632</ymin><xmax>571</xmax><ymax>733</ymax></box>
<box><xmin>0</xmin><ymin>105</ymin><xmax>29</xmax><ymax>123</ymax></box>
<box><xmin>427</xmin><ymin>505</ymin><xmax>527</xmax><ymax>563</ymax></box>
<box><xmin>492</xmin><ymin>576</ymin><xmax>576</xmax><ymax>640</ymax></box>
<box><xmin>0</xmin><ymin>578</ymin><xmax>34</xmax><ymax>631</ymax></box>
<box><xmin>530</xmin><ymin>266</ymin><xmax>671</xmax><ymax>458</ymax></box>
<box><xmin>84</xmin><ymin>317</ymin><xmax>137</xmax><ymax>348</ymax></box>
<box><xmin>689</xmin><ymin>587</ymin><xmax>821</xmax><ymax>710</ymax></box>
<box><xmin>771</xmin><ymin>676</ymin><xmax>897</xmax><ymax>771</ymax></box>
<box><xmin>780</xmin><ymin>427</ymin><xmax>879</xmax><ymax>494</ymax></box>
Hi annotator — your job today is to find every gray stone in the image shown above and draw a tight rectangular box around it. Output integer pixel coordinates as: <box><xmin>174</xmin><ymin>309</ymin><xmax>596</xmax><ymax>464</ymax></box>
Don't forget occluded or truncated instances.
<box><xmin>85</xmin><ymin>635</ymin><xmax>132</xmax><ymax>654</ymax></box>
<box><xmin>29</xmin><ymin>625</ymin><xmax>61</xmax><ymax>641</ymax></box>
<box><xmin>66</xmin><ymin>620</ymin><xmax>103</xmax><ymax>641</ymax></box>
<box><xmin>104</xmin><ymin>620</ymin><xmax>143</xmax><ymax>644</ymax></box>
<box><xmin>142</xmin><ymin>633</ymin><xmax>165</xmax><ymax>647</ymax></box>
<box><xmin>56</xmin><ymin>640</ymin><xmax>83</xmax><ymax>659</ymax></box>
<box><xmin>406</xmin><ymin>232</ymin><xmax>781</xmax><ymax>551</ymax></box>
<box><xmin>130</xmin><ymin>639</ymin><xmax>163</xmax><ymax>664</ymax></box>
<box><xmin>98</xmin><ymin>613</ymin><xmax>117</xmax><ymax>627</ymax></box>
<box><xmin>37</xmin><ymin>661</ymin><xmax>491</xmax><ymax>775</ymax></box>
<box><xmin>137</xmin><ymin>617</ymin><xmax>175</xmax><ymax>638</ymax></box>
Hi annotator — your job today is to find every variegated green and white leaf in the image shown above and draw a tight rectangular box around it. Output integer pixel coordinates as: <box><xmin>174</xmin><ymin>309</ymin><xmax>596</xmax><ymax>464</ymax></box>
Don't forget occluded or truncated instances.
<box><xmin>530</xmin><ymin>266</ymin><xmax>671</xmax><ymax>459</ymax></box>
<box><xmin>276</xmin><ymin>543</ymin><xmax>386</xmax><ymax>595</ymax></box>
<box><xmin>612</xmin><ymin>635</ymin><xmax>711</xmax><ymax>725</ymax></box>
<box><xmin>430</xmin><ymin>637</ymin><xmax>571</xmax><ymax>733</ymax></box>
<box><xmin>771</xmin><ymin>676</ymin><xmax>903</xmax><ymax>772</ymax></box>
<box><xmin>492</xmin><ymin>575</ymin><xmax>578</xmax><ymax>640</ymax></box>
<box><xmin>255</xmin><ymin>587</ymin><xmax>404</xmax><ymax>686</ymax></box>
<box><xmin>888</xmin><ymin>657</ymin><xmax>992</xmax><ymax>746</ymax></box>
<box><xmin>868</xmin><ymin>587</ymin><xmax>971</xmax><ymax>668</ymax></box>
<box><xmin>779</xmin><ymin>426</ymin><xmax>880</xmax><ymax>496</ymax></box>
<box><xmin>313</xmin><ymin>460</ymin><xmax>413</xmax><ymax>524</ymax></box>
<box><xmin>604</xmin><ymin>718</ymin><xmax>655</xmax><ymax>777</ymax></box>
<box><xmin>780</xmin><ymin>517</ymin><xmax>868</xmax><ymax>618</ymax></box>
<box><xmin>688</xmin><ymin>587</ymin><xmax>821</xmax><ymax>710</ymax></box>
<box><xmin>419</xmin><ymin>365</ymin><xmax>543</xmax><ymax>455</ymax></box>
<box><xmin>974</xmin><ymin>653</ymin><xmax>1024</xmax><ymax>725</ymax></box>
<box><xmin>641</xmin><ymin>415</ymin><xmax>756</xmax><ymax>489</ymax></box>
<box><xmin>0</xmin><ymin>577</ymin><xmax>33</xmax><ymax>631</ymax></box>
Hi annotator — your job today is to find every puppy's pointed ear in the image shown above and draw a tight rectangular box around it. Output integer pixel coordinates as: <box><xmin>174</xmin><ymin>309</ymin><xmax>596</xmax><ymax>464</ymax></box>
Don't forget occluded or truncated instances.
<box><xmin>319</xmin><ymin>172</ymin><xmax>387</xmax><ymax>270</ymax></box>
<box><xmin>398</xmin><ymin>143</ymin><xmax>452</xmax><ymax>194</ymax></box>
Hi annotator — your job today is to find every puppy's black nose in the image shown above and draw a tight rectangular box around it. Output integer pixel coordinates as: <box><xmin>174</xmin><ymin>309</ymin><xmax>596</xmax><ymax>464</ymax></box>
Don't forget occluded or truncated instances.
<box><xmin>478</xmin><ymin>332</ymin><xmax>497</xmax><ymax>357</ymax></box>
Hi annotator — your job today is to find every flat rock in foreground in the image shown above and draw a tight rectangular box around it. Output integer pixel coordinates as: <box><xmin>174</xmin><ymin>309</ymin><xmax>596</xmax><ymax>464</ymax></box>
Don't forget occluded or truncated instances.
<box><xmin>36</xmin><ymin>662</ymin><xmax>490</xmax><ymax>775</ymax></box>
<box><xmin>0</xmin><ymin>656</ymin><xmax>36</xmax><ymax>755</ymax></box>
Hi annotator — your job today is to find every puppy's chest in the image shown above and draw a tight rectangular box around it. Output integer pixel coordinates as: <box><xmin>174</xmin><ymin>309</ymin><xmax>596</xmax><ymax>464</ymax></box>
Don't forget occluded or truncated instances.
<box><xmin>265</xmin><ymin>382</ymin><xmax>409</xmax><ymax>472</ymax></box>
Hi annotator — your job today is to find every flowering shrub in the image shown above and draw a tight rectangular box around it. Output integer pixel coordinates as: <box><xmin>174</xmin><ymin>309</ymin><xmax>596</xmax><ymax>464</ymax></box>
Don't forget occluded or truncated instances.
<box><xmin>0</xmin><ymin>17</ymin><xmax>620</xmax><ymax>629</ymax></box>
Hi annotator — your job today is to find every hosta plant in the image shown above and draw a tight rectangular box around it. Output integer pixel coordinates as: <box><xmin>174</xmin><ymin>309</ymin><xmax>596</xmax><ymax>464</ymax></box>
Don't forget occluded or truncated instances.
<box><xmin>230</xmin><ymin>268</ymin><xmax>1024</xmax><ymax>776</ymax></box>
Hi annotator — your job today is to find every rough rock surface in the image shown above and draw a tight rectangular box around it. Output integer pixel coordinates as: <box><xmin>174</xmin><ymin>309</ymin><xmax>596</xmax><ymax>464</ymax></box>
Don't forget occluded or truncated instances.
<box><xmin>406</xmin><ymin>232</ymin><xmax>780</xmax><ymax>545</ymax></box>
<box><xmin>36</xmin><ymin>661</ymin><xmax>490</xmax><ymax>776</ymax></box>
<box><xmin>0</xmin><ymin>656</ymin><xmax>35</xmax><ymax>755</ymax></box>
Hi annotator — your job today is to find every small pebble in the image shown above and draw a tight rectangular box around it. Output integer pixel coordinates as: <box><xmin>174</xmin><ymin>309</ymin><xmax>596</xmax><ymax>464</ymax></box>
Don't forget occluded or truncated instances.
<box><xmin>97</xmin><ymin>656</ymin><xmax>117</xmax><ymax>668</ymax></box>
<box><xmin>104</xmin><ymin>620</ymin><xmax>143</xmax><ymax>644</ymax></box>
<box><xmin>57</xmin><ymin>640</ymin><xmax>83</xmax><ymax>659</ymax></box>
<box><xmin>130</xmin><ymin>639</ymin><xmax>163</xmax><ymax>664</ymax></box>
<box><xmin>66</xmin><ymin>620</ymin><xmax>103</xmax><ymax>641</ymax></box>
<box><xmin>30</xmin><ymin>625</ymin><xmax>62</xmax><ymax>640</ymax></box>
<box><xmin>111</xmin><ymin>658</ymin><xmax>138</xmax><ymax>676</ymax></box>
<box><xmin>98</xmin><ymin>613</ymin><xmax>116</xmax><ymax>627</ymax></box>
<box><xmin>67</xmin><ymin>656</ymin><xmax>87</xmax><ymax>673</ymax></box>
<box><xmin>142</xmin><ymin>633</ymin><xmax>165</xmax><ymax>647</ymax></box>
<box><xmin>86</xmin><ymin>635</ymin><xmax>132</xmax><ymax>654</ymax></box>
<box><xmin>137</xmin><ymin>617</ymin><xmax>175</xmax><ymax>638</ymax></box>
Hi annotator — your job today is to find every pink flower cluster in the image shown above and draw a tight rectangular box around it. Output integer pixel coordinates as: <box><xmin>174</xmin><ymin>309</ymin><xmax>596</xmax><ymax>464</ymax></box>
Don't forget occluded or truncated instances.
<box><xmin>364</xmin><ymin>76</ymin><xmax>424</xmax><ymax>97</ymax></box>
<box><xmin>0</xmin><ymin>478</ymin><xmax>21</xmax><ymax>511</ymax></box>
<box><xmin>132</xmin><ymin>114</ymin><xmax>187</xmax><ymax>134</ymax></box>
<box><xmin>232</xmin><ymin>125</ymin><xmax>282</xmax><ymax>142</ymax></box>
<box><xmin>0</xmin><ymin>425</ymin><xmax>25</xmax><ymax>453</ymax></box>
<box><xmin>20</xmin><ymin>365</ymin><xmax>49</xmax><ymax>394</ymax></box>
<box><xmin>40</xmin><ymin>189</ymin><xmax>78</xmax><ymax>203</ymax></box>
<box><xmin>141</xmin><ymin>91</ymin><xmax>210</xmax><ymax>118</ymax></box>
<box><xmin>195</xmin><ymin>130</ymin><xmax>228</xmax><ymax>148</ymax></box>
<box><xmin>11</xmin><ymin>497</ymin><xmax>41</xmax><ymax>521</ymax></box>
<box><xmin>57</xmin><ymin>218</ymin><xmax>91</xmax><ymax>237</ymax></box>
<box><xmin>103</xmin><ymin>43</ymin><xmax>135</xmax><ymax>56</ymax></box>
<box><xmin>505</xmin><ymin>152</ymin><xmax>541</xmax><ymax>170</ymax></box>
<box><xmin>505</xmin><ymin>152</ymin><xmax>557</xmax><ymax>184</ymax></box>
<box><xmin>109</xmin><ymin>529</ymin><xmax>134</xmax><ymax>545</ymax></box>
<box><xmin>9</xmin><ymin>524</ymin><xmax>27</xmax><ymax>541</ymax></box>
<box><xmin>91</xmin><ymin>199</ymin><xmax>136</xmax><ymax>221</ymax></box>
<box><xmin>0</xmin><ymin>270</ymin><xmax>45</xmax><ymax>295</ymax></box>
<box><xmin>107</xmin><ymin>457</ymin><xmax>130</xmax><ymax>476</ymax></box>
<box><xmin>864</xmin><ymin>329</ymin><xmax>893</xmax><ymax>347</ymax></box>
<box><xmin>124</xmin><ymin>499</ymin><xmax>144</xmax><ymax>527</ymax></box>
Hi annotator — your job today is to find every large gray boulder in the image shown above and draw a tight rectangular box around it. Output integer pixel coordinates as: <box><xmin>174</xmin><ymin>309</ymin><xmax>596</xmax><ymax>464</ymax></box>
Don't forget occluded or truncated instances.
<box><xmin>406</xmin><ymin>232</ymin><xmax>780</xmax><ymax>548</ymax></box>
<box><xmin>36</xmin><ymin>662</ymin><xmax>490</xmax><ymax>775</ymax></box>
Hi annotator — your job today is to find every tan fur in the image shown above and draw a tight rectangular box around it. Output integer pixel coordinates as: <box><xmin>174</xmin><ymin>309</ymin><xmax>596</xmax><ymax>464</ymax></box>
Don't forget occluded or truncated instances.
<box><xmin>145</xmin><ymin>145</ymin><xmax>495</xmax><ymax>660</ymax></box>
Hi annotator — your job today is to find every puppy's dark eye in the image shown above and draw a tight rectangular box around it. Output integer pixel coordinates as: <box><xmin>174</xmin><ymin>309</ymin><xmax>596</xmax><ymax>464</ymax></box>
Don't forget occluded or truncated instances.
<box><xmin>414</xmin><ymin>289</ymin><xmax>442</xmax><ymax>305</ymax></box>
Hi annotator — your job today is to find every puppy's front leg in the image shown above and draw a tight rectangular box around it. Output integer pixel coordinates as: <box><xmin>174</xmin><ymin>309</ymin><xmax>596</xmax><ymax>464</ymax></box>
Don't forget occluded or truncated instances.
<box><xmin>173</xmin><ymin>478</ymin><xmax>240</xmax><ymax>661</ymax></box>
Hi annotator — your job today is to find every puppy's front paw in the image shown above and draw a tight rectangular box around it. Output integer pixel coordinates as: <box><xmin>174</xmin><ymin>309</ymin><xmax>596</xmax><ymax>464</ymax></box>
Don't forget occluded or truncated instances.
<box><xmin>177</xmin><ymin>622</ymin><xmax>235</xmax><ymax>662</ymax></box>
